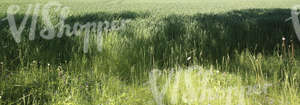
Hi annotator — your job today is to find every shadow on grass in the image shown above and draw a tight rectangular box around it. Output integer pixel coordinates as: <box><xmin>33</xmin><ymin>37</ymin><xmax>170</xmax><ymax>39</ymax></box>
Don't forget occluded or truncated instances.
<box><xmin>0</xmin><ymin>8</ymin><xmax>299</xmax><ymax>105</ymax></box>
<box><xmin>0</xmin><ymin>8</ymin><xmax>298</xmax><ymax>74</ymax></box>
<box><xmin>116</xmin><ymin>8</ymin><xmax>298</xmax><ymax>80</ymax></box>
<box><xmin>0</xmin><ymin>11</ymin><xmax>149</xmax><ymax>68</ymax></box>
<box><xmin>144</xmin><ymin>8</ymin><xmax>297</xmax><ymax>67</ymax></box>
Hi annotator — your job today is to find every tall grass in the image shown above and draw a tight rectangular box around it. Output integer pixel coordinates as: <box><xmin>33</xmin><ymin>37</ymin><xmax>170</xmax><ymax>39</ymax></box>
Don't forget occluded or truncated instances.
<box><xmin>0</xmin><ymin>3</ymin><xmax>299</xmax><ymax>105</ymax></box>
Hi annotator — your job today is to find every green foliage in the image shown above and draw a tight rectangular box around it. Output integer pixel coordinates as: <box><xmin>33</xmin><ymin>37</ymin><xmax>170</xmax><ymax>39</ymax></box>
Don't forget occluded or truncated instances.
<box><xmin>0</xmin><ymin>0</ymin><xmax>300</xmax><ymax>104</ymax></box>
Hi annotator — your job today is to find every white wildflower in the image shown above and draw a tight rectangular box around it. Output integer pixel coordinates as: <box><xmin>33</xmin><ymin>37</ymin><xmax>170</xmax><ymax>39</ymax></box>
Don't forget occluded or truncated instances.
<box><xmin>187</xmin><ymin>56</ymin><xmax>191</xmax><ymax>61</ymax></box>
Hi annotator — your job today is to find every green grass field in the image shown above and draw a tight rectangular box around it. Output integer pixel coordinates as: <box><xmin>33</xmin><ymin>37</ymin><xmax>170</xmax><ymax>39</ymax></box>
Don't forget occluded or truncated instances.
<box><xmin>0</xmin><ymin>0</ymin><xmax>300</xmax><ymax>105</ymax></box>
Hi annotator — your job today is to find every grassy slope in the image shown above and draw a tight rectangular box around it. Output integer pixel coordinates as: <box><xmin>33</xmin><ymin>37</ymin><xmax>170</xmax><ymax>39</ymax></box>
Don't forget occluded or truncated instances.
<box><xmin>0</xmin><ymin>0</ymin><xmax>300</xmax><ymax>105</ymax></box>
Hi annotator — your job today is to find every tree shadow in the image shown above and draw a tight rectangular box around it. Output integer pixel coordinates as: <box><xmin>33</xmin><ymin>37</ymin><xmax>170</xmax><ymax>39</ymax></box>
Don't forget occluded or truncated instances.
<box><xmin>0</xmin><ymin>11</ymin><xmax>149</xmax><ymax>68</ymax></box>
<box><xmin>115</xmin><ymin>8</ymin><xmax>299</xmax><ymax>80</ymax></box>
<box><xmin>0</xmin><ymin>8</ymin><xmax>298</xmax><ymax>77</ymax></box>
<box><xmin>145</xmin><ymin>8</ymin><xmax>297</xmax><ymax>67</ymax></box>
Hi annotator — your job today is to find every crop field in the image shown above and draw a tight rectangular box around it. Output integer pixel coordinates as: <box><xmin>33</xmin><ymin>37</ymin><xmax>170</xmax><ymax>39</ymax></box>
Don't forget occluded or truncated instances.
<box><xmin>0</xmin><ymin>0</ymin><xmax>300</xmax><ymax>105</ymax></box>
<box><xmin>0</xmin><ymin>0</ymin><xmax>300</xmax><ymax>14</ymax></box>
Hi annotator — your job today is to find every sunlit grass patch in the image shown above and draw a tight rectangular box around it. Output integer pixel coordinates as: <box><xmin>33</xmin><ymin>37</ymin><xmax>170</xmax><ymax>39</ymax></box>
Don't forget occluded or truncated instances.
<box><xmin>149</xmin><ymin>65</ymin><xmax>299</xmax><ymax>105</ymax></box>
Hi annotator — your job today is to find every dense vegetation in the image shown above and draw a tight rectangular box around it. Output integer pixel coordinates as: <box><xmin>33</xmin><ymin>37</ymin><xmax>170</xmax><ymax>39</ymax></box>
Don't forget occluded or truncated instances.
<box><xmin>0</xmin><ymin>0</ymin><xmax>300</xmax><ymax>104</ymax></box>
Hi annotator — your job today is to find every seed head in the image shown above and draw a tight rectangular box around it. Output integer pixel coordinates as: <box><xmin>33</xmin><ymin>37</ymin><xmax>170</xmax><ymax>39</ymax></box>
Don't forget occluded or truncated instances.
<box><xmin>187</xmin><ymin>56</ymin><xmax>191</xmax><ymax>61</ymax></box>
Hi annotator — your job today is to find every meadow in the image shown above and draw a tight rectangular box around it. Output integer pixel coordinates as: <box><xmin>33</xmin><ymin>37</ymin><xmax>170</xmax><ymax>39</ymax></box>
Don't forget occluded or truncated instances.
<box><xmin>0</xmin><ymin>0</ymin><xmax>300</xmax><ymax>105</ymax></box>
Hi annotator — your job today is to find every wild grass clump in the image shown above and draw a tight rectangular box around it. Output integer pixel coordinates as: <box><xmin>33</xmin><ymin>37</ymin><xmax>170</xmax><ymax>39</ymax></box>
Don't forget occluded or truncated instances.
<box><xmin>149</xmin><ymin>65</ymin><xmax>300</xmax><ymax>105</ymax></box>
